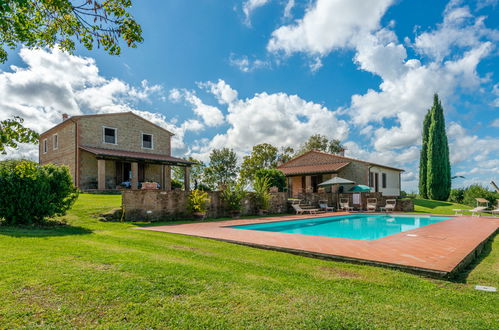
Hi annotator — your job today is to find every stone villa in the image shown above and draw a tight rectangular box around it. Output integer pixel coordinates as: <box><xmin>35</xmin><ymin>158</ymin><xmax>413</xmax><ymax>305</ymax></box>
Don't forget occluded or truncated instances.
<box><xmin>277</xmin><ymin>150</ymin><xmax>404</xmax><ymax>197</ymax></box>
<box><xmin>39</xmin><ymin>112</ymin><xmax>192</xmax><ymax>191</ymax></box>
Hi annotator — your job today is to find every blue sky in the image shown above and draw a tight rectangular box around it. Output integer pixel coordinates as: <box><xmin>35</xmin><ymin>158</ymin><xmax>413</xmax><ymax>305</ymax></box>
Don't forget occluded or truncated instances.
<box><xmin>0</xmin><ymin>0</ymin><xmax>498</xmax><ymax>192</ymax></box>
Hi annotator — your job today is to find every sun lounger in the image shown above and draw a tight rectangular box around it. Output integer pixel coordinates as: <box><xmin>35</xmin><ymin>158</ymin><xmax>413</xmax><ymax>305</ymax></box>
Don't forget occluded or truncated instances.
<box><xmin>489</xmin><ymin>199</ymin><xmax>499</xmax><ymax>216</ymax></box>
<box><xmin>469</xmin><ymin>198</ymin><xmax>489</xmax><ymax>217</ymax></box>
<box><xmin>366</xmin><ymin>198</ymin><xmax>377</xmax><ymax>212</ymax></box>
<box><xmin>483</xmin><ymin>199</ymin><xmax>499</xmax><ymax>216</ymax></box>
<box><xmin>292</xmin><ymin>203</ymin><xmax>320</xmax><ymax>215</ymax></box>
<box><xmin>339</xmin><ymin>198</ymin><xmax>354</xmax><ymax>212</ymax></box>
<box><xmin>319</xmin><ymin>200</ymin><xmax>335</xmax><ymax>212</ymax></box>
<box><xmin>380</xmin><ymin>199</ymin><xmax>396</xmax><ymax>212</ymax></box>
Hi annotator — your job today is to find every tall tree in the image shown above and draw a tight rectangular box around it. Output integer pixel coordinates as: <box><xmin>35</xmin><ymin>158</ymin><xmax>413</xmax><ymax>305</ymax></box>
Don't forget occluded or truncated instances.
<box><xmin>204</xmin><ymin>148</ymin><xmax>239</xmax><ymax>189</ymax></box>
<box><xmin>240</xmin><ymin>143</ymin><xmax>278</xmax><ymax>183</ymax></box>
<box><xmin>426</xmin><ymin>94</ymin><xmax>451</xmax><ymax>201</ymax></box>
<box><xmin>0</xmin><ymin>116</ymin><xmax>39</xmax><ymax>154</ymax></box>
<box><xmin>0</xmin><ymin>0</ymin><xmax>143</xmax><ymax>63</ymax></box>
<box><xmin>297</xmin><ymin>134</ymin><xmax>344</xmax><ymax>155</ymax></box>
<box><xmin>418</xmin><ymin>109</ymin><xmax>431</xmax><ymax>198</ymax></box>
<box><xmin>277</xmin><ymin>146</ymin><xmax>295</xmax><ymax>165</ymax></box>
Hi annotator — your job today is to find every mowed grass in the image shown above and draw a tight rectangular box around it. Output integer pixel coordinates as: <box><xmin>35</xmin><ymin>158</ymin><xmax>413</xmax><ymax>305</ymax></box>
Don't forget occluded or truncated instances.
<box><xmin>413</xmin><ymin>198</ymin><xmax>474</xmax><ymax>215</ymax></box>
<box><xmin>0</xmin><ymin>195</ymin><xmax>497</xmax><ymax>328</ymax></box>
<box><xmin>413</xmin><ymin>198</ymin><xmax>496</xmax><ymax>216</ymax></box>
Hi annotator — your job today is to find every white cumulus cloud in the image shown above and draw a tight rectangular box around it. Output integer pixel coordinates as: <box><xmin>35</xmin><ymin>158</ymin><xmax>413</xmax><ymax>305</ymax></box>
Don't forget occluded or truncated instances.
<box><xmin>168</xmin><ymin>88</ymin><xmax>225</xmax><ymax>127</ymax></box>
<box><xmin>188</xmin><ymin>80</ymin><xmax>349</xmax><ymax>161</ymax></box>
<box><xmin>0</xmin><ymin>47</ymin><xmax>191</xmax><ymax>159</ymax></box>
<box><xmin>267</xmin><ymin>0</ymin><xmax>394</xmax><ymax>56</ymax></box>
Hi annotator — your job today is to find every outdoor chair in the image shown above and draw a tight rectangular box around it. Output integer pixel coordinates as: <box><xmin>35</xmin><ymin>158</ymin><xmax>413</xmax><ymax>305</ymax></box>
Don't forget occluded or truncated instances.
<box><xmin>487</xmin><ymin>199</ymin><xmax>499</xmax><ymax>216</ymax></box>
<box><xmin>292</xmin><ymin>203</ymin><xmax>320</xmax><ymax>215</ymax></box>
<box><xmin>366</xmin><ymin>198</ymin><xmax>377</xmax><ymax>212</ymax></box>
<box><xmin>339</xmin><ymin>198</ymin><xmax>354</xmax><ymax>212</ymax></box>
<box><xmin>469</xmin><ymin>198</ymin><xmax>489</xmax><ymax>217</ymax></box>
<box><xmin>319</xmin><ymin>200</ymin><xmax>335</xmax><ymax>212</ymax></box>
<box><xmin>380</xmin><ymin>199</ymin><xmax>397</xmax><ymax>212</ymax></box>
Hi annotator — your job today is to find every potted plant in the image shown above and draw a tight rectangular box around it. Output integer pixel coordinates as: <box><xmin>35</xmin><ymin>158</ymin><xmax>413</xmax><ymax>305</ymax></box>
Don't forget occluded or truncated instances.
<box><xmin>187</xmin><ymin>189</ymin><xmax>210</xmax><ymax>220</ymax></box>
<box><xmin>253</xmin><ymin>176</ymin><xmax>271</xmax><ymax>216</ymax></box>
<box><xmin>221</xmin><ymin>183</ymin><xmax>246</xmax><ymax>218</ymax></box>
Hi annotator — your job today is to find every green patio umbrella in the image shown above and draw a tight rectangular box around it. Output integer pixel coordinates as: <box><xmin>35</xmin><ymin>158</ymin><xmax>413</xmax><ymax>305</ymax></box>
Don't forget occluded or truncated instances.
<box><xmin>318</xmin><ymin>177</ymin><xmax>355</xmax><ymax>210</ymax></box>
<box><xmin>348</xmin><ymin>185</ymin><xmax>372</xmax><ymax>210</ymax></box>
<box><xmin>348</xmin><ymin>185</ymin><xmax>372</xmax><ymax>192</ymax></box>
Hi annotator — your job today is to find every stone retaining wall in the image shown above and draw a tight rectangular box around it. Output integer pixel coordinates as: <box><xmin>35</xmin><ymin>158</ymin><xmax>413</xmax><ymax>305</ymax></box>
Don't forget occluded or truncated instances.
<box><xmin>122</xmin><ymin>190</ymin><xmax>289</xmax><ymax>221</ymax></box>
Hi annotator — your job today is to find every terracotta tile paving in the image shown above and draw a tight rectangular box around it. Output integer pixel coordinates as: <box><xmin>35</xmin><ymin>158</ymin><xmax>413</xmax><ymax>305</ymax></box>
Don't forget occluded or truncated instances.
<box><xmin>140</xmin><ymin>213</ymin><xmax>499</xmax><ymax>277</ymax></box>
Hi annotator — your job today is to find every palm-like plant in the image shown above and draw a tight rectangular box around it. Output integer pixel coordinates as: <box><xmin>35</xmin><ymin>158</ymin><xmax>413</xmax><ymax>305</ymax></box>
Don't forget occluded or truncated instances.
<box><xmin>253</xmin><ymin>176</ymin><xmax>271</xmax><ymax>211</ymax></box>
<box><xmin>221</xmin><ymin>183</ymin><xmax>246</xmax><ymax>215</ymax></box>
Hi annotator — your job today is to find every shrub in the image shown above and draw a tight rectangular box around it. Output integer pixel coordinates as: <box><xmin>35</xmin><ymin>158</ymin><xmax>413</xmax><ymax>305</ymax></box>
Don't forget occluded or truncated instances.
<box><xmin>462</xmin><ymin>184</ymin><xmax>498</xmax><ymax>207</ymax></box>
<box><xmin>253</xmin><ymin>176</ymin><xmax>271</xmax><ymax>211</ymax></box>
<box><xmin>448</xmin><ymin>188</ymin><xmax>465</xmax><ymax>204</ymax></box>
<box><xmin>254</xmin><ymin>168</ymin><xmax>286</xmax><ymax>192</ymax></box>
<box><xmin>221</xmin><ymin>183</ymin><xmax>246</xmax><ymax>212</ymax></box>
<box><xmin>0</xmin><ymin>160</ymin><xmax>78</xmax><ymax>225</ymax></box>
<box><xmin>171</xmin><ymin>179</ymin><xmax>183</xmax><ymax>189</ymax></box>
<box><xmin>197</xmin><ymin>183</ymin><xmax>212</xmax><ymax>191</ymax></box>
<box><xmin>187</xmin><ymin>189</ymin><xmax>210</xmax><ymax>214</ymax></box>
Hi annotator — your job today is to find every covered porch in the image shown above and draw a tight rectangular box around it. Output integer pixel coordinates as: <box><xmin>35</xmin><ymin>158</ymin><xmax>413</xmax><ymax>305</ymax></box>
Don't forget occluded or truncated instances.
<box><xmin>79</xmin><ymin>146</ymin><xmax>193</xmax><ymax>191</ymax></box>
<box><xmin>281</xmin><ymin>163</ymin><xmax>351</xmax><ymax>198</ymax></box>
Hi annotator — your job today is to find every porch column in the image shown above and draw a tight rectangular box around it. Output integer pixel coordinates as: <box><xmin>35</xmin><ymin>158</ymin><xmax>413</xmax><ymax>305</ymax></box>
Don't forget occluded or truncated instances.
<box><xmin>160</xmin><ymin>165</ymin><xmax>171</xmax><ymax>191</ymax></box>
<box><xmin>184</xmin><ymin>166</ymin><xmax>190</xmax><ymax>191</ymax></box>
<box><xmin>305</xmin><ymin>175</ymin><xmax>312</xmax><ymax>193</ymax></box>
<box><xmin>165</xmin><ymin>165</ymin><xmax>171</xmax><ymax>191</ymax></box>
<box><xmin>131</xmin><ymin>162</ymin><xmax>138</xmax><ymax>189</ymax></box>
<box><xmin>97</xmin><ymin>159</ymin><xmax>106</xmax><ymax>190</ymax></box>
<box><xmin>160</xmin><ymin>165</ymin><xmax>165</xmax><ymax>190</ymax></box>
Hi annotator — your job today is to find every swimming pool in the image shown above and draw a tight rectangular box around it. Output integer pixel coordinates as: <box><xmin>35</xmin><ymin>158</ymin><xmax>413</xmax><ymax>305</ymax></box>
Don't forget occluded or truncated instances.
<box><xmin>229</xmin><ymin>214</ymin><xmax>453</xmax><ymax>241</ymax></box>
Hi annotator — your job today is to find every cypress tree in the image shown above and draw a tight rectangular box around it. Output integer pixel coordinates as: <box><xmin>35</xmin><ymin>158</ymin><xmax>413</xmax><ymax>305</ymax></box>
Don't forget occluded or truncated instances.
<box><xmin>426</xmin><ymin>94</ymin><xmax>451</xmax><ymax>200</ymax></box>
<box><xmin>418</xmin><ymin>109</ymin><xmax>431</xmax><ymax>199</ymax></box>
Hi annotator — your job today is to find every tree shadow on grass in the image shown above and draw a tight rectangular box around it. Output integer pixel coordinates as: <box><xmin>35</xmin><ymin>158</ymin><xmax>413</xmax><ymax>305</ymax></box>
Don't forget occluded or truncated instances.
<box><xmin>0</xmin><ymin>221</ymin><xmax>92</xmax><ymax>238</ymax></box>
<box><xmin>414</xmin><ymin>199</ymin><xmax>453</xmax><ymax>209</ymax></box>
<box><xmin>450</xmin><ymin>233</ymin><xmax>496</xmax><ymax>283</ymax></box>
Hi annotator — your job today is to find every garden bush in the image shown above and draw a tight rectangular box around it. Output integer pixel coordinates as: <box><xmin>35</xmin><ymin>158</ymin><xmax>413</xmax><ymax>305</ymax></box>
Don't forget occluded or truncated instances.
<box><xmin>171</xmin><ymin>178</ymin><xmax>183</xmax><ymax>189</ymax></box>
<box><xmin>221</xmin><ymin>183</ymin><xmax>246</xmax><ymax>214</ymax></box>
<box><xmin>448</xmin><ymin>188</ymin><xmax>465</xmax><ymax>204</ymax></box>
<box><xmin>0</xmin><ymin>160</ymin><xmax>78</xmax><ymax>225</ymax></box>
<box><xmin>187</xmin><ymin>189</ymin><xmax>210</xmax><ymax>214</ymax></box>
<box><xmin>254</xmin><ymin>168</ymin><xmax>286</xmax><ymax>192</ymax></box>
<box><xmin>462</xmin><ymin>184</ymin><xmax>498</xmax><ymax>207</ymax></box>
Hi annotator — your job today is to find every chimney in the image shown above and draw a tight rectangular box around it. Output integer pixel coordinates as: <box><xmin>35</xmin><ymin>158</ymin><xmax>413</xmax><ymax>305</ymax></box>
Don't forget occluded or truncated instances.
<box><xmin>337</xmin><ymin>148</ymin><xmax>345</xmax><ymax>156</ymax></box>
<box><xmin>62</xmin><ymin>113</ymin><xmax>69</xmax><ymax>121</ymax></box>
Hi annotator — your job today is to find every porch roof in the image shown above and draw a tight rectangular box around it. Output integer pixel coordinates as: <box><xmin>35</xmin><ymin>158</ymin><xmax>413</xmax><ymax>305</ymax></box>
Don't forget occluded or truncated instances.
<box><xmin>279</xmin><ymin>162</ymin><xmax>350</xmax><ymax>176</ymax></box>
<box><xmin>80</xmin><ymin>146</ymin><xmax>194</xmax><ymax>166</ymax></box>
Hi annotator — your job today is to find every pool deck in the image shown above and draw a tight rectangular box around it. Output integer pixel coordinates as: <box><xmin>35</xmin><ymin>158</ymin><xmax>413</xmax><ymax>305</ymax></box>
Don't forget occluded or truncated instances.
<box><xmin>140</xmin><ymin>213</ymin><xmax>499</xmax><ymax>278</ymax></box>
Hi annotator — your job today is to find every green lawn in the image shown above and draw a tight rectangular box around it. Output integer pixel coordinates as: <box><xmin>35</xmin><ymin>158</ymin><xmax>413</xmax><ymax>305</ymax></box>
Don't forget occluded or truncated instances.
<box><xmin>413</xmin><ymin>198</ymin><xmax>492</xmax><ymax>216</ymax></box>
<box><xmin>413</xmin><ymin>198</ymin><xmax>471</xmax><ymax>214</ymax></box>
<box><xmin>0</xmin><ymin>194</ymin><xmax>497</xmax><ymax>328</ymax></box>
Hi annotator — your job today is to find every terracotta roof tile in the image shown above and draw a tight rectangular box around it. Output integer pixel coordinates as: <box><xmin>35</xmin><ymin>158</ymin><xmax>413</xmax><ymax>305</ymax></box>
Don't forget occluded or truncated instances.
<box><xmin>79</xmin><ymin>146</ymin><xmax>193</xmax><ymax>165</ymax></box>
<box><xmin>278</xmin><ymin>162</ymin><xmax>350</xmax><ymax>175</ymax></box>
<box><xmin>277</xmin><ymin>150</ymin><xmax>404</xmax><ymax>172</ymax></box>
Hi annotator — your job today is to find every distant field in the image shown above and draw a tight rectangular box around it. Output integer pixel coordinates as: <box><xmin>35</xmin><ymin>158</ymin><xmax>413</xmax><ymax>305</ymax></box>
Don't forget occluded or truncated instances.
<box><xmin>0</xmin><ymin>194</ymin><xmax>497</xmax><ymax>328</ymax></box>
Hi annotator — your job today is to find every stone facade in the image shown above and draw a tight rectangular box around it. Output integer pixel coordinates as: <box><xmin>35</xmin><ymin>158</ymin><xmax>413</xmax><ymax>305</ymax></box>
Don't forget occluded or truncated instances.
<box><xmin>337</xmin><ymin>161</ymin><xmax>369</xmax><ymax>186</ymax></box>
<box><xmin>122</xmin><ymin>190</ymin><xmax>289</xmax><ymax>221</ymax></box>
<box><xmin>278</xmin><ymin>150</ymin><xmax>403</xmax><ymax>197</ymax></box>
<box><xmin>39</xmin><ymin>112</ymin><xmax>189</xmax><ymax>191</ymax></box>
<box><xmin>39</xmin><ymin>120</ymin><xmax>77</xmax><ymax>184</ymax></box>
<box><xmin>77</xmin><ymin>113</ymin><xmax>171</xmax><ymax>155</ymax></box>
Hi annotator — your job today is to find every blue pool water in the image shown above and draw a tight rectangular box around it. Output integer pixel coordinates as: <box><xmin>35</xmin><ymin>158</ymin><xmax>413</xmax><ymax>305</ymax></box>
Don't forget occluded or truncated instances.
<box><xmin>229</xmin><ymin>214</ymin><xmax>453</xmax><ymax>241</ymax></box>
